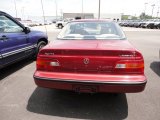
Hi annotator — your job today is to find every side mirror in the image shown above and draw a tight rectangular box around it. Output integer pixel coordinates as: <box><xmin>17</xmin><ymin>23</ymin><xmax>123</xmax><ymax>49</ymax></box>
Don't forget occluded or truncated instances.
<box><xmin>24</xmin><ymin>27</ymin><xmax>30</xmax><ymax>34</ymax></box>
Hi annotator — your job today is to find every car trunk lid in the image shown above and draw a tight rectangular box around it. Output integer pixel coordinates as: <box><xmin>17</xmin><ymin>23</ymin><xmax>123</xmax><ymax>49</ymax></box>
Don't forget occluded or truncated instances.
<box><xmin>37</xmin><ymin>40</ymin><xmax>143</xmax><ymax>74</ymax></box>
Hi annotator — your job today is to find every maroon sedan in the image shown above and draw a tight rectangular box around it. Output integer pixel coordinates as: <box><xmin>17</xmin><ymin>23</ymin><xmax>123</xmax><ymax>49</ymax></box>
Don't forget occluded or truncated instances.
<box><xmin>33</xmin><ymin>20</ymin><xmax>147</xmax><ymax>93</ymax></box>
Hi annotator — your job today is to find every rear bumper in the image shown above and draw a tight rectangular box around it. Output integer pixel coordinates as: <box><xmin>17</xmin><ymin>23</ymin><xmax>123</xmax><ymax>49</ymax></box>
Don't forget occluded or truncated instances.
<box><xmin>34</xmin><ymin>71</ymin><xmax>147</xmax><ymax>93</ymax></box>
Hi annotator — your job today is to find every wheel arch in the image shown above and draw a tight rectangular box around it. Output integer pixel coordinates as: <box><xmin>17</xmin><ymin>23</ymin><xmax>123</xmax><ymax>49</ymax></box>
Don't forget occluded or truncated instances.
<box><xmin>37</xmin><ymin>38</ymin><xmax>48</xmax><ymax>44</ymax></box>
<box><xmin>58</xmin><ymin>23</ymin><xmax>63</xmax><ymax>26</ymax></box>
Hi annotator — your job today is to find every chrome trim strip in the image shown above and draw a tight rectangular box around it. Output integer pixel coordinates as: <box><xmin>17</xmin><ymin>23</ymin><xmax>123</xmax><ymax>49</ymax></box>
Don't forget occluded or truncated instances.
<box><xmin>34</xmin><ymin>76</ymin><xmax>147</xmax><ymax>85</ymax></box>
<box><xmin>2</xmin><ymin>44</ymin><xmax>37</xmax><ymax>58</ymax></box>
<box><xmin>34</xmin><ymin>44</ymin><xmax>37</xmax><ymax>47</ymax></box>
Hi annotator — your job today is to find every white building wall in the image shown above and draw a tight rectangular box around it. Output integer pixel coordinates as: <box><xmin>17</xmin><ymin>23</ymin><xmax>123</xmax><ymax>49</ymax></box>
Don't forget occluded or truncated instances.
<box><xmin>94</xmin><ymin>13</ymin><xmax>121</xmax><ymax>21</ymax></box>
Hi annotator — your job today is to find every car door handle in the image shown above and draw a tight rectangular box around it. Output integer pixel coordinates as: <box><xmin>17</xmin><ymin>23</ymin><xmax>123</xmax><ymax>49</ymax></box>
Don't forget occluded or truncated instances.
<box><xmin>0</xmin><ymin>35</ymin><xmax>9</xmax><ymax>40</ymax></box>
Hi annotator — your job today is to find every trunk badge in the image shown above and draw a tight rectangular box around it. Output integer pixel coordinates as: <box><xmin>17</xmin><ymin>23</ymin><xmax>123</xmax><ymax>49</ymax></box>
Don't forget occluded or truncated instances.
<box><xmin>84</xmin><ymin>58</ymin><xmax>89</xmax><ymax>65</ymax></box>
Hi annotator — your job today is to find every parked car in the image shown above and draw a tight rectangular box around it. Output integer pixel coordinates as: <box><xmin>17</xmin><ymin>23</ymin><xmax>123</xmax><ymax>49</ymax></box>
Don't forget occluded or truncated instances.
<box><xmin>118</xmin><ymin>21</ymin><xmax>124</xmax><ymax>26</ymax></box>
<box><xmin>154</xmin><ymin>19</ymin><xmax>160</xmax><ymax>29</ymax></box>
<box><xmin>140</xmin><ymin>20</ymin><xmax>155</xmax><ymax>29</ymax></box>
<box><xmin>133</xmin><ymin>20</ymin><xmax>142</xmax><ymax>28</ymax></box>
<box><xmin>44</xmin><ymin>20</ymin><xmax>52</xmax><ymax>25</ymax></box>
<box><xmin>34</xmin><ymin>19</ymin><xmax>147</xmax><ymax>93</ymax></box>
<box><xmin>19</xmin><ymin>20</ymin><xmax>37</xmax><ymax>27</ymax></box>
<box><xmin>52</xmin><ymin>19</ymin><xmax>57</xmax><ymax>23</ymax></box>
<box><xmin>0</xmin><ymin>11</ymin><xmax>48</xmax><ymax>68</ymax></box>
<box><xmin>156</xmin><ymin>23</ymin><xmax>160</xmax><ymax>29</ymax></box>
<box><xmin>55</xmin><ymin>19</ymin><xmax>68</xmax><ymax>29</ymax></box>
<box><xmin>123</xmin><ymin>20</ymin><xmax>130</xmax><ymax>27</ymax></box>
<box><xmin>55</xmin><ymin>18</ymin><xmax>74</xmax><ymax>29</ymax></box>
<box><xmin>128</xmin><ymin>20</ymin><xmax>135</xmax><ymax>27</ymax></box>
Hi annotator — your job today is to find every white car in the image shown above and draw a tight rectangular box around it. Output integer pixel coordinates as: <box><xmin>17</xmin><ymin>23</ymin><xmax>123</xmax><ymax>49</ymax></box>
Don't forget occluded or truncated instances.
<box><xmin>55</xmin><ymin>18</ymin><xmax>74</xmax><ymax>29</ymax></box>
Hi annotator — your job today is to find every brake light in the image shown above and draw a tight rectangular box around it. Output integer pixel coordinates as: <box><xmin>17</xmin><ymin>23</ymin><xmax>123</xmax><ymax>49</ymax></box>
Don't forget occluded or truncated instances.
<box><xmin>36</xmin><ymin>57</ymin><xmax>60</xmax><ymax>71</ymax></box>
<box><xmin>115</xmin><ymin>60</ymin><xmax>144</xmax><ymax>74</ymax></box>
<box><xmin>115</xmin><ymin>61</ymin><xmax>144</xmax><ymax>69</ymax></box>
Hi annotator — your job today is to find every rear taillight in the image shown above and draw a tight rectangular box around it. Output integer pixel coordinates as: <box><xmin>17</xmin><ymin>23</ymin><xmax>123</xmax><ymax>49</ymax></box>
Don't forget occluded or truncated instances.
<box><xmin>115</xmin><ymin>60</ymin><xmax>144</xmax><ymax>69</ymax></box>
<box><xmin>115</xmin><ymin>51</ymin><xmax>144</xmax><ymax>74</ymax></box>
<box><xmin>115</xmin><ymin>60</ymin><xmax>144</xmax><ymax>74</ymax></box>
<box><xmin>36</xmin><ymin>57</ymin><xmax>60</xmax><ymax>71</ymax></box>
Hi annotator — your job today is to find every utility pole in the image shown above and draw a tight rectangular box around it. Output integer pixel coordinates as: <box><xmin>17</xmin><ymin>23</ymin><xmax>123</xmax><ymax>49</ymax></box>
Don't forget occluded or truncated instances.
<box><xmin>144</xmin><ymin>3</ymin><xmax>148</xmax><ymax>14</ymax></box>
<box><xmin>60</xmin><ymin>9</ymin><xmax>63</xmax><ymax>19</ymax></box>
<box><xmin>157</xmin><ymin>7</ymin><xmax>160</xmax><ymax>18</ymax></box>
<box><xmin>21</xmin><ymin>7</ymin><xmax>25</xmax><ymax>20</ymax></box>
<box><xmin>40</xmin><ymin>0</ymin><xmax>47</xmax><ymax>35</ymax></box>
<box><xmin>14</xmin><ymin>0</ymin><xmax>18</xmax><ymax>17</ymax></box>
<box><xmin>151</xmin><ymin>4</ymin><xmax>155</xmax><ymax>17</ymax></box>
<box><xmin>55</xmin><ymin>0</ymin><xmax>58</xmax><ymax>20</ymax></box>
<box><xmin>82</xmin><ymin>0</ymin><xmax>83</xmax><ymax>14</ymax></box>
<box><xmin>81</xmin><ymin>0</ymin><xmax>84</xmax><ymax>18</ymax></box>
<box><xmin>41</xmin><ymin>0</ymin><xmax>45</xmax><ymax>23</ymax></box>
<box><xmin>98</xmin><ymin>0</ymin><xmax>101</xmax><ymax>19</ymax></box>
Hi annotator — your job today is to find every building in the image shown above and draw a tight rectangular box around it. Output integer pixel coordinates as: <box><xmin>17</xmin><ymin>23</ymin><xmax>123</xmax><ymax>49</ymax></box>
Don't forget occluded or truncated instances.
<box><xmin>94</xmin><ymin>13</ymin><xmax>122</xmax><ymax>21</ymax></box>
<box><xmin>63</xmin><ymin>13</ymin><xmax>94</xmax><ymax>19</ymax></box>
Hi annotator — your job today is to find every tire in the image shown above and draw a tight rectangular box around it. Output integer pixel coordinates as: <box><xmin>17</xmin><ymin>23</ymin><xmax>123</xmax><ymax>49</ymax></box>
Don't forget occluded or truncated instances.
<box><xmin>58</xmin><ymin>24</ymin><xmax>63</xmax><ymax>29</ymax></box>
<box><xmin>34</xmin><ymin>41</ymin><xmax>47</xmax><ymax>60</ymax></box>
<box><xmin>150</xmin><ymin>25</ymin><xmax>154</xmax><ymax>29</ymax></box>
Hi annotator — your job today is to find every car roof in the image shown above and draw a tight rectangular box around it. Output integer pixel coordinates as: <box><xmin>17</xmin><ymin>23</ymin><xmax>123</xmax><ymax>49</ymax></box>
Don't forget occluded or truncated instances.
<box><xmin>0</xmin><ymin>11</ymin><xmax>7</xmax><ymax>15</ymax></box>
<box><xmin>71</xmin><ymin>19</ymin><xmax>113</xmax><ymax>23</ymax></box>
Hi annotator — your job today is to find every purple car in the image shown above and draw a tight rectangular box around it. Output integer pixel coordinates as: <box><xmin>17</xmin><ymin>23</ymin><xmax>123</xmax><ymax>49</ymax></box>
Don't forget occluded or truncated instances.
<box><xmin>0</xmin><ymin>11</ymin><xmax>48</xmax><ymax>68</ymax></box>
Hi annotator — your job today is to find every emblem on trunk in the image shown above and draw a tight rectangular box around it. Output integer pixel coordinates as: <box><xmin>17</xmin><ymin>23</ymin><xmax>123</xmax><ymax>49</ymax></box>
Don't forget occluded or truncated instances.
<box><xmin>83</xmin><ymin>58</ymin><xmax>89</xmax><ymax>64</ymax></box>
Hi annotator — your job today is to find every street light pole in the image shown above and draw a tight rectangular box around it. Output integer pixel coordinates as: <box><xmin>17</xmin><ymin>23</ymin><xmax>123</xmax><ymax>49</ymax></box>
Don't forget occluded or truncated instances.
<box><xmin>55</xmin><ymin>0</ymin><xmax>58</xmax><ymax>20</ymax></box>
<box><xmin>151</xmin><ymin>4</ymin><xmax>155</xmax><ymax>17</ymax></box>
<box><xmin>82</xmin><ymin>0</ymin><xmax>83</xmax><ymax>14</ymax></box>
<box><xmin>98</xmin><ymin>0</ymin><xmax>101</xmax><ymax>19</ymax></box>
<box><xmin>14</xmin><ymin>0</ymin><xmax>18</xmax><ymax>17</ymax></box>
<box><xmin>41</xmin><ymin>0</ymin><xmax>45</xmax><ymax>23</ymax></box>
<box><xmin>60</xmin><ymin>9</ymin><xmax>63</xmax><ymax>19</ymax></box>
<box><xmin>21</xmin><ymin>7</ymin><xmax>25</xmax><ymax>20</ymax></box>
<box><xmin>144</xmin><ymin>3</ymin><xmax>148</xmax><ymax>14</ymax></box>
<box><xmin>157</xmin><ymin>7</ymin><xmax>160</xmax><ymax>18</ymax></box>
<box><xmin>40</xmin><ymin>0</ymin><xmax>47</xmax><ymax>35</ymax></box>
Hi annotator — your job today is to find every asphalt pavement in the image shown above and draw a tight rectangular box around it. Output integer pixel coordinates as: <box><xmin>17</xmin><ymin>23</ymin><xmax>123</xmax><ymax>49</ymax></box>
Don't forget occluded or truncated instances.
<box><xmin>0</xmin><ymin>25</ymin><xmax>160</xmax><ymax>120</ymax></box>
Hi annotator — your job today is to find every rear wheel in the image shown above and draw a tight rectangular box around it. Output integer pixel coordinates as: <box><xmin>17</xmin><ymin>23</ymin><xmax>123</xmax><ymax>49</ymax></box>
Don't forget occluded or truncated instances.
<box><xmin>58</xmin><ymin>24</ymin><xmax>63</xmax><ymax>29</ymax></box>
<box><xmin>150</xmin><ymin>26</ymin><xmax>154</xmax><ymax>29</ymax></box>
<box><xmin>38</xmin><ymin>41</ymin><xmax>46</xmax><ymax>50</ymax></box>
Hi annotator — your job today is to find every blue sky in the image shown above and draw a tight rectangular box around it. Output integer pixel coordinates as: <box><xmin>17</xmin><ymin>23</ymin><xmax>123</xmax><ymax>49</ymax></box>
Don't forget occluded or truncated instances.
<box><xmin>0</xmin><ymin>0</ymin><xmax>160</xmax><ymax>18</ymax></box>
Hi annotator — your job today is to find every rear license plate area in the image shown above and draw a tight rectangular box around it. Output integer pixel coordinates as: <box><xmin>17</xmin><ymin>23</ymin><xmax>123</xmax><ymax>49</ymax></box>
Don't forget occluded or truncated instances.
<box><xmin>72</xmin><ymin>84</ymin><xmax>98</xmax><ymax>93</ymax></box>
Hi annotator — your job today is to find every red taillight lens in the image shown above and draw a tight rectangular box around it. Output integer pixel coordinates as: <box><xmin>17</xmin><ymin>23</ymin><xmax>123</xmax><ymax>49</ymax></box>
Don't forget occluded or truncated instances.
<box><xmin>115</xmin><ymin>60</ymin><xmax>144</xmax><ymax>74</ymax></box>
<box><xmin>36</xmin><ymin>57</ymin><xmax>60</xmax><ymax>71</ymax></box>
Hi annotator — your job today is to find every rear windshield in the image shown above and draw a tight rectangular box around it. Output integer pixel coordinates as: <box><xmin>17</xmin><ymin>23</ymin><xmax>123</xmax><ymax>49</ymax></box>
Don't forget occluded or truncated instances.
<box><xmin>57</xmin><ymin>21</ymin><xmax>126</xmax><ymax>40</ymax></box>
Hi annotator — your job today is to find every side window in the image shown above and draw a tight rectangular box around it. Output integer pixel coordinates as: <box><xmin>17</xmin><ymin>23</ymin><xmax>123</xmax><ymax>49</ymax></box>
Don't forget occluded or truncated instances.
<box><xmin>0</xmin><ymin>15</ymin><xmax>23</xmax><ymax>33</ymax></box>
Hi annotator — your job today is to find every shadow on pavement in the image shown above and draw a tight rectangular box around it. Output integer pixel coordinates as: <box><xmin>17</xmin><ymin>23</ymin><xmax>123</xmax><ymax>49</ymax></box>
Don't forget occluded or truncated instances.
<box><xmin>27</xmin><ymin>87</ymin><xmax>128</xmax><ymax>120</ymax></box>
<box><xmin>150</xmin><ymin>61</ymin><xmax>160</xmax><ymax>77</ymax></box>
<box><xmin>0</xmin><ymin>59</ymin><xmax>34</xmax><ymax>80</ymax></box>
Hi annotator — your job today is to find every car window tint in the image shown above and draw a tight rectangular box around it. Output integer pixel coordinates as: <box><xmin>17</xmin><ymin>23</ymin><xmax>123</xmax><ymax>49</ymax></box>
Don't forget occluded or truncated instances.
<box><xmin>57</xmin><ymin>21</ymin><xmax>126</xmax><ymax>40</ymax></box>
<box><xmin>0</xmin><ymin>15</ymin><xmax>23</xmax><ymax>33</ymax></box>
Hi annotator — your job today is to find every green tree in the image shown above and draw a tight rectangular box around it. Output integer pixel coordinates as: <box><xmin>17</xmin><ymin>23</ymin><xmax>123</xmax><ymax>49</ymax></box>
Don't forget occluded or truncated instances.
<box><xmin>139</xmin><ymin>12</ymin><xmax>152</xmax><ymax>19</ymax></box>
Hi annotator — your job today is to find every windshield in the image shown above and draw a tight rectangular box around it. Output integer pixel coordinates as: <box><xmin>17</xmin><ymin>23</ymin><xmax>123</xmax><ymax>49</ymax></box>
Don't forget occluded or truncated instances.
<box><xmin>57</xmin><ymin>21</ymin><xmax>126</xmax><ymax>40</ymax></box>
